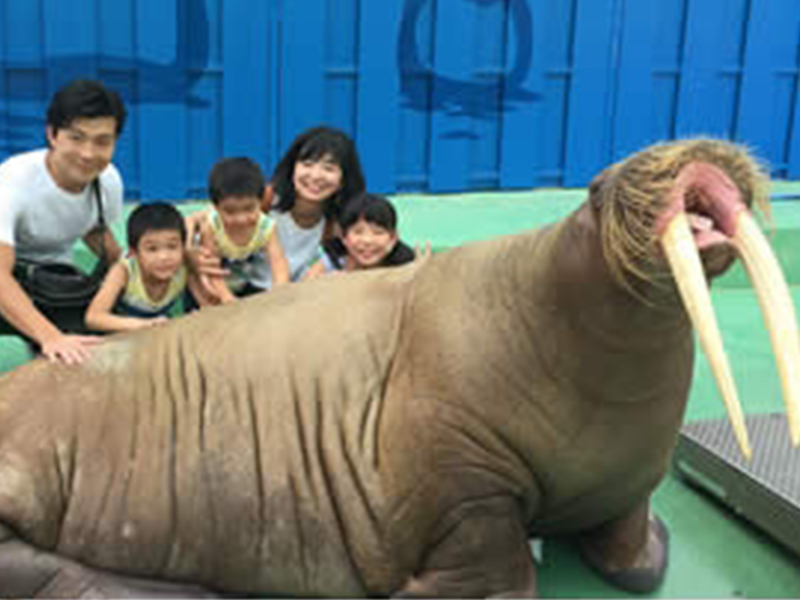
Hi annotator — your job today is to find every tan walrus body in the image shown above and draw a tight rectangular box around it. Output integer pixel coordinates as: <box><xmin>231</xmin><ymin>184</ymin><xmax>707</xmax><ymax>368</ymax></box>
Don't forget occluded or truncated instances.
<box><xmin>0</xmin><ymin>139</ymin><xmax>795</xmax><ymax>598</ymax></box>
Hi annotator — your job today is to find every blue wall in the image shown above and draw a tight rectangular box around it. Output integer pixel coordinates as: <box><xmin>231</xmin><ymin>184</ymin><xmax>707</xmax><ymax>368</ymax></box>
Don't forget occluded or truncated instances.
<box><xmin>1</xmin><ymin>0</ymin><xmax>800</xmax><ymax>200</ymax></box>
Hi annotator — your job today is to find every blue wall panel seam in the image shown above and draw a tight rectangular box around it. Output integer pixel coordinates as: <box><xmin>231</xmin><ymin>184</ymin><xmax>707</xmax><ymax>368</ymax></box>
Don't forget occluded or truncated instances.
<box><xmin>731</xmin><ymin>0</ymin><xmax>755</xmax><ymax>141</ymax></box>
<box><xmin>494</xmin><ymin>0</ymin><xmax>512</xmax><ymax>189</ymax></box>
<box><xmin>559</xmin><ymin>0</ymin><xmax>579</xmax><ymax>185</ymax></box>
<box><xmin>787</xmin><ymin>1</ymin><xmax>800</xmax><ymax>176</ymax></box>
<box><xmin>38</xmin><ymin>0</ymin><xmax>45</xmax><ymax>93</ymax></box>
<box><xmin>606</xmin><ymin>0</ymin><xmax>625</xmax><ymax>162</ymax></box>
<box><xmin>672</xmin><ymin>0</ymin><xmax>691</xmax><ymax>139</ymax></box>
<box><xmin>353</xmin><ymin>0</ymin><xmax>362</xmax><ymax>142</ymax></box>
<box><xmin>425</xmin><ymin>0</ymin><xmax>440</xmax><ymax>191</ymax></box>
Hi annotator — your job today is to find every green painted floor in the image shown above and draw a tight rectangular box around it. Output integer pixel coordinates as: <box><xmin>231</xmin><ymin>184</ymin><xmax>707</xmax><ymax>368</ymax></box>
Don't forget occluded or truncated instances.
<box><xmin>2</xmin><ymin>184</ymin><xmax>800</xmax><ymax>597</ymax></box>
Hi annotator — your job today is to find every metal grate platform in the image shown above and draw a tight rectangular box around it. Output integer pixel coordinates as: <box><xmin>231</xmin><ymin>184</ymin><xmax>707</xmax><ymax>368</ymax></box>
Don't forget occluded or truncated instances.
<box><xmin>673</xmin><ymin>413</ymin><xmax>800</xmax><ymax>558</ymax></box>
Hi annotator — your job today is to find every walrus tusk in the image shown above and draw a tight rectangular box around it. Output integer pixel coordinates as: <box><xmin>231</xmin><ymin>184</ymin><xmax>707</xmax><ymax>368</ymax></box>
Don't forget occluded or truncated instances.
<box><xmin>733</xmin><ymin>211</ymin><xmax>800</xmax><ymax>446</ymax></box>
<box><xmin>661</xmin><ymin>212</ymin><xmax>752</xmax><ymax>459</ymax></box>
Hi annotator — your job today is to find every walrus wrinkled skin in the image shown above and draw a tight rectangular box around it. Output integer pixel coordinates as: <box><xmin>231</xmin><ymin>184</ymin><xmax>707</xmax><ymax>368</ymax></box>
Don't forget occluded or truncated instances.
<box><xmin>0</xmin><ymin>140</ymin><xmax>792</xmax><ymax>598</ymax></box>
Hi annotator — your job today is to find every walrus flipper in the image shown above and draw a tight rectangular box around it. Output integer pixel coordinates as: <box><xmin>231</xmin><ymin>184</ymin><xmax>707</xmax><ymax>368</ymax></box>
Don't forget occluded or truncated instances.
<box><xmin>393</xmin><ymin>497</ymin><xmax>537</xmax><ymax>598</ymax></box>
<box><xmin>0</xmin><ymin>533</ymin><xmax>217</xmax><ymax>599</ymax></box>
<box><xmin>577</xmin><ymin>500</ymin><xmax>669</xmax><ymax>594</ymax></box>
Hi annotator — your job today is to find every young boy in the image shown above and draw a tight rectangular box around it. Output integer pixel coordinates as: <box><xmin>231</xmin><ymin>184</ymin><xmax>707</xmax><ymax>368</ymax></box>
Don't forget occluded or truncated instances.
<box><xmin>86</xmin><ymin>203</ymin><xmax>200</xmax><ymax>332</ymax></box>
<box><xmin>186</xmin><ymin>157</ymin><xmax>290</xmax><ymax>303</ymax></box>
<box><xmin>306</xmin><ymin>193</ymin><xmax>416</xmax><ymax>276</ymax></box>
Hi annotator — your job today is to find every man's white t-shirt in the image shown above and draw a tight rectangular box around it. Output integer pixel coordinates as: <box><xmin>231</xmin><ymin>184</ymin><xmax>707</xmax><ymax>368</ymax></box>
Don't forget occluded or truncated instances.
<box><xmin>0</xmin><ymin>149</ymin><xmax>124</xmax><ymax>264</ymax></box>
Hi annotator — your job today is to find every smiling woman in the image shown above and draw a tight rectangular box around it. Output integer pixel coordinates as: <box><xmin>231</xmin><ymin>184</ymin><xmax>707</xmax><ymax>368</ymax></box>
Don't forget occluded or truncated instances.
<box><xmin>267</xmin><ymin>126</ymin><xmax>367</xmax><ymax>283</ymax></box>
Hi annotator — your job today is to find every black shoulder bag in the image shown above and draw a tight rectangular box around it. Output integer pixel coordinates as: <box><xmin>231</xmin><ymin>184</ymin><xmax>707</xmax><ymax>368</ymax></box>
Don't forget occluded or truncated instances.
<box><xmin>13</xmin><ymin>179</ymin><xmax>110</xmax><ymax>309</ymax></box>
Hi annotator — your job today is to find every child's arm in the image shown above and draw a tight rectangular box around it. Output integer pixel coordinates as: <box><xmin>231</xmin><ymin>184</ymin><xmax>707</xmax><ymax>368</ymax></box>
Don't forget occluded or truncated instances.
<box><xmin>185</xmin><ymin>269</ymin><xmax>218</xmax><ymax>308</ymax></box>
<box><xmin>197</xmin><ymin>218</ymin><xmax>237</xmax><ymax>304</ymax></box>
<box><xmin>267</xmin><ymin>230</ymin><xmax>290</xmax><ymax>287</ymax></box>
<box><xmin>302</xmin><ymin>259</ymin><xmax>326</xmax><ymax>280</ymax></box>
<box><xmin>185</xmin><ymin>211</ymin><xmax>229</xmax><ymax>297</ymax></box>
<box><xmin>85</xmin><ymin>262</ymin><xmax>167</xmax><ymax>332</ymax></box>
<box><xmin>184</xmin><ymin>212</ymin><xmax>201</xmax><ymax>247</ymax></box>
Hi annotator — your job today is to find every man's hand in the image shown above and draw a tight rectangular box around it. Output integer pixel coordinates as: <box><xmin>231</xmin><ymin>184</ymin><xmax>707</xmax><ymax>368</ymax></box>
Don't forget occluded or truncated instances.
<box><xmin>83</xmin><ymin>226</ymin><xmax>122</xmax><ymax>265</ymax></box>
<box><xmin>41</xmin><ymin>334</ymin><xmax>104</xmax><ymax>365</ymax></box>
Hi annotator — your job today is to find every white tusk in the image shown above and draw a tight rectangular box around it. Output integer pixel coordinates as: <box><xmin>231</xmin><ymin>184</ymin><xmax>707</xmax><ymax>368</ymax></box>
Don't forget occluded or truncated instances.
<box><xmin>733</xmin><ymin>211</ymin><xmax>800</xmax><ymax>446</ymax></box>
<box><xmin>661</xmin><ymin>212</ymin><xmax>752</xmax><ymax>459</ymax></box>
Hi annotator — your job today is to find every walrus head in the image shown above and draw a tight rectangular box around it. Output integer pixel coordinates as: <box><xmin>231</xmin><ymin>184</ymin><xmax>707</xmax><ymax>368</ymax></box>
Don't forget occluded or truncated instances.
<box><xmin>589</xmin><ymin>138</ymin><xmax>798</xmax><ymax>460</ymax></box>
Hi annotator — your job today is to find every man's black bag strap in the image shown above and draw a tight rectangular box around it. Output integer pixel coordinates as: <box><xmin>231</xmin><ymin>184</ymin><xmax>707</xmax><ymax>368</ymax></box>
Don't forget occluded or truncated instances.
<box><xmin>91</xmin><ymin>178</ymin><xmax>106</xmax><ymax>264</ymax></box>
<box><xmin>93</xmin><ymin>178</ymin><xmax>105</xmax><ymax>226</ymax></box>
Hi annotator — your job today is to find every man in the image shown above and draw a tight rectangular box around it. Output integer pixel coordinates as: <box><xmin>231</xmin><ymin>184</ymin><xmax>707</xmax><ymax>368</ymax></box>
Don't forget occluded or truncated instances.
<box><xmin>0</xmin><ymin>79</ymin><xmax>126</xmax><ymax>365</ymax></box>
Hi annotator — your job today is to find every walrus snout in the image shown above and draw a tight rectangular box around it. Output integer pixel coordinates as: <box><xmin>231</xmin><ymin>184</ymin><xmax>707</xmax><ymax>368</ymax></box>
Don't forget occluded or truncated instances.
<box><xmin>657</xmin><ymin>149</ymin><xmax>800</xmax><ymax>460</ymax></box>
<box><xmin>656</xmin><ymin>162</ymin><xmax>746</xmax><ymax>277</ymax></box>
<box><xmin>590</xmin><ymin>138</ymin><xmax>799</xmax><ymax>461</ymax></box>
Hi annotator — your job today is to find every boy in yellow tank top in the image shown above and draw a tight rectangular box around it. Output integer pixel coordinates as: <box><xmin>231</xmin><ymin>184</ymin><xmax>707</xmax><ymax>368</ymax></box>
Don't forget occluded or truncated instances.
<box><xmin>86</xmin><ymin>203</ymin><xmax>205</xmax><ymax>332</ymax></box>
<box><xmin>186</xmin><ymin>157</ymin><xmax>289</xmax><ymax>303</ymax></box>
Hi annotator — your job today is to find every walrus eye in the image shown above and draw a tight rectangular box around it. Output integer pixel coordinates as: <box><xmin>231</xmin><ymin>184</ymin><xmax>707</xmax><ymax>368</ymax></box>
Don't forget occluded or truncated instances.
<box><xmin>659</xmin><ymin>165</ymin><xmax>800</xmax><ymax>460</ymax></box>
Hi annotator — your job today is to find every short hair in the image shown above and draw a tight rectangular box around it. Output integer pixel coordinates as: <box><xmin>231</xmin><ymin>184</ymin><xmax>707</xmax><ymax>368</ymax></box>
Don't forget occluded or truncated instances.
<box><xmin>338</xmin><ymin>193</ymin><xmax>398</xmax><ymax>233</ymax></box>
<box><xmin>208</xmin><ymin>157</ymin><xmax>266</xmax><ymax>204</ymax></box>
<box><xmin>272</xmin><ymin>126</ymin><xmax>366</xmax><ymax>220</ymax></box>
<box><xmin>324</xmin><ymin>193</ymin><xmax>415</xmax><ymax>268</ymax></box>
<box><xmin>46</xmin><ymin>79</ymin><xmax>127</xmax><ymax>136</ymax></box>
<box><xmin>127</xmin><ymin>202</ymin><xmax>187</xmax><ymax>250</ymax></box>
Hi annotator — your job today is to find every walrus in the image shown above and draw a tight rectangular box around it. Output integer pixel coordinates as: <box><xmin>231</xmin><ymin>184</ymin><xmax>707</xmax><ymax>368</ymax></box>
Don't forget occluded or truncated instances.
<box><xmin>0</xmin><ymin>139</ymin><xmax>798</xmax><ymax>598</ymax></box>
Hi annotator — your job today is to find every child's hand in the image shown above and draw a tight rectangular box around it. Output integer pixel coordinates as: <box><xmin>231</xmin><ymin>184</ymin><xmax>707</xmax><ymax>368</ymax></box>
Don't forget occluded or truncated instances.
<box><xmin>414</xmin><ymin>241</ymin><xmax>432</xmax><ymax>259</ymax></box>
<box><xmin>186</xmin><ymin>245</ymin><xmax>228</xmax><ymax>278</ymax></box>
<box><xmin>141</xmin><ymin>317</ymin><xmax>169</xmax><ymax>329</ymax></box>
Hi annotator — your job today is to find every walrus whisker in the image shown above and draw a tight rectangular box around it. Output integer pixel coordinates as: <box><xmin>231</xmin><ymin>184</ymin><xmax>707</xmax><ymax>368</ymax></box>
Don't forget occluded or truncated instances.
<box><xmin>733</xmin><ymin>211</ymin><xmax>800</xmax><ymax>446</ymax></box>
<box><xmin>661</xmin><ymin>211</ymin><xmax>752</xmax><ymax>459</ymax></box>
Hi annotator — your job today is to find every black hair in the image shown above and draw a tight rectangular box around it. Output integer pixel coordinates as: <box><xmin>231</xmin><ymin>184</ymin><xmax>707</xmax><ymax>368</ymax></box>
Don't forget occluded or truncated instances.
<box><xmin>208</xmin><ymin>157</ymin><xmax>266</xmax><ymax>204</ymax></box>
<box><xmin>127</xmin><ymin>202</ymin><xmax>187</xmax><ymax>250</ymax></box>
<box><xmin>272</xmin><ymin>126</ymin><xmax>366</xmax><ymax>220</ymax></box>
<box><xmin>338</xmin><ymin>193</ymin><xmax>398</xmax><ymax>233</ymax></box>
<box><xmin>381</xmin><ymin>240</ymin><xmax>415</xmax><ymax>267</ymax></box>
<box><xmin>46</xmin><ymin>79</ymin><xmax>127</xmax><ymax>136</ymax></box>
<box><xmin>323</xmin><ymin>193</ymin><xmax>415</xmax><ymax>268</ymax></box>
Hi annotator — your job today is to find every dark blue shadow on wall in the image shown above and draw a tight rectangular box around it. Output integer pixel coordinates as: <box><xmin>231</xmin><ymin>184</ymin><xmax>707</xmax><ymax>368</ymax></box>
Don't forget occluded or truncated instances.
<box><xmin>397</xmin><ymin>0</ymin><xmax>539</xmax><ymax>139</ymax></box>
<box><xmin>0</xmin><ymin>0</ymin><xmax>209</xmax><ymax>153</ymax></box>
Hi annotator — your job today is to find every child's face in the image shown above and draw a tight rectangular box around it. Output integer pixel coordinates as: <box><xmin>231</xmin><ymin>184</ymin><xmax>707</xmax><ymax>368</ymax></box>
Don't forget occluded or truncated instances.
<box><xmin>131</xmin><ymin>230</ymin><xmax>185</xmax><ymax>282</ymax></box>
<box><xmin>293</xmin><ymin>153</ymin><xmax>343</xmax><ymax>204</ymax></box>
<box><xmin>216</xmin><ymin>196</ymin><xmax>261</xmax><ymax>235</ymax></box>
<box><xmin>342</xmin><ymin>218</ymin><xmax>398</xmax><ymax>269</ymax></box>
